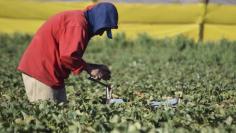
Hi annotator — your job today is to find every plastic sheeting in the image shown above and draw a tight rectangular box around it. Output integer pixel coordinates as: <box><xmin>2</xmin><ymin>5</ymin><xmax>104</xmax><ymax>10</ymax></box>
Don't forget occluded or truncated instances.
<box><xmin>117</xmin><ymin>3</ymin><xmax>204</xmax><ymax>24</ymax></box>
<box><xmin>1</xmin><ymin>0</ymin><xmax>236</xmax><ymax>41</ymax></box>
<box><xmin>0</xmin><ymin>18</ymin><xmax>43</xmax><ymax>33</ymax></box>
<box><xmin>205</xmin><ymin>4</ymin><xmax>236</xmax><ymax>24</ymax></box>
<box><xmin>102</xmin><ymin>0</ymin><xmax>200</xmax><ymax>4</ymax></box>
<box><xmin>116</xmin><ymin>23</ymin><xmax>199</xmax><ymax>40</ymax></box>
<box><xmin>117</xmin><ymin>2</ymin><xmax>236</xmax><ymax>41</ymax></box>
<box><xmin>101</xmin><ymin>0</ymin><xmax>236</xmax><ymax>4</ymax></box>
<box><xmin>204</xmin><ymin>24</ymin><xmax>236</xmax><ymax>41</ymax></box>
<box><xmin>0</xmin><ymin>0</ymin><xmax>90</xmax><ymax>20</ymax></box>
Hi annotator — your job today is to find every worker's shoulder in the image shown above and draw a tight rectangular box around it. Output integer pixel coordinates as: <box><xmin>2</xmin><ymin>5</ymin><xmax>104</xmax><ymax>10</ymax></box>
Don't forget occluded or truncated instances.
<box><xmin>57</xmin><ymin>10</ymin><xmax>88</xmax><ymax>27</ymax></box>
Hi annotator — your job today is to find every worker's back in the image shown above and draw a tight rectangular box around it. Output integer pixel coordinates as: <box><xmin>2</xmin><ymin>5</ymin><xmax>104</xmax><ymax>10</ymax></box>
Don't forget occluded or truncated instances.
<box><xmin>18</xmin><ymin>10</ymin><xmax>90</xmax><ymax>89</ymax></box>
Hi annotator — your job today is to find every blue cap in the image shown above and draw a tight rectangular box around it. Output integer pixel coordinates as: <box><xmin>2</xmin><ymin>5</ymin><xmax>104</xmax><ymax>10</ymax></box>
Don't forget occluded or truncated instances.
<box><xmin>85</xmin><ymin>3</ymin><xmax>118</xmax><ymax>39</ymax></box>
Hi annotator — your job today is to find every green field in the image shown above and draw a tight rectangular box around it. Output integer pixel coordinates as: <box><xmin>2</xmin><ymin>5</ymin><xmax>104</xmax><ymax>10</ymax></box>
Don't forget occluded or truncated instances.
<box><xmin>0</xmin><ymin>33</ymin><xmax>236</xmax><ymax>132</ymax></box>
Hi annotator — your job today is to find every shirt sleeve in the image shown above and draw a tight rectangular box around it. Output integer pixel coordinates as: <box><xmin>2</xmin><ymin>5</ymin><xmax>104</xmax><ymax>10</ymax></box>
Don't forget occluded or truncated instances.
<box><xmin>59</xmin><ymin>26</ymin><xmax>88</xmax><ymax>75</ymax></box>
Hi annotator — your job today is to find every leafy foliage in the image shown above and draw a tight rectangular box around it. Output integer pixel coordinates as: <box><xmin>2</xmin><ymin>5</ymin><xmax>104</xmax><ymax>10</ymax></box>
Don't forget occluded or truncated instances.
<box><xmin>0</xmin><ymin>33</ymin><xmax>236</xmax><ymax>132</ymax></box>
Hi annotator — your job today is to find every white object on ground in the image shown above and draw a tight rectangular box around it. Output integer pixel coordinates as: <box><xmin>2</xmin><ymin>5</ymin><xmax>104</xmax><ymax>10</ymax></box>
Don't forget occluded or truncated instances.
<box><xmin>109</xmin><ymin>98</ymin><xmax>125</xmax><ymax>104</ymax></box>
<box><xmin>150</xmin><ymin>98</ymin><xmax>179</xmax><ymax>108</ymax></box>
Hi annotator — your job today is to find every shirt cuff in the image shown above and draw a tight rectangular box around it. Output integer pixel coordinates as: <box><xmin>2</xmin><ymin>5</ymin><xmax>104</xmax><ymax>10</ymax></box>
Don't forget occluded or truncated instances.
<box><xmin>72</xmin><ymin>60</ymin><xmax>87</xmax><ymax>75</ymax></box>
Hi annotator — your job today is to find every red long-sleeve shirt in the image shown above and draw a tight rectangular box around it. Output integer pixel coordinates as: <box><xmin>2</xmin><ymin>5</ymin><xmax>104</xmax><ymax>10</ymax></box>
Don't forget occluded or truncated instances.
<box><xmin>18</xmin><ymin>10</ymin><xmax>90</xmax><ymax>89</ymax></box>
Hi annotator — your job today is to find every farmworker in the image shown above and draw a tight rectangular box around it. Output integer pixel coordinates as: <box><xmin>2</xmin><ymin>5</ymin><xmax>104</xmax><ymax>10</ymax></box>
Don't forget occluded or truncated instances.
<box><xmin>17</xmin><ymin>2</ymin><xmax>118</xmax><ymax>103</ymax></box>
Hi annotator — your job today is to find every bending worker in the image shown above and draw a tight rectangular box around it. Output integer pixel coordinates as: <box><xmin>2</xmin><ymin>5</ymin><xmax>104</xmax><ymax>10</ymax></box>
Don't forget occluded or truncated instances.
<box><xmin>17</xmin><ymin>2</ymin><xmax>118</xmax><ymax>103</ymax></box>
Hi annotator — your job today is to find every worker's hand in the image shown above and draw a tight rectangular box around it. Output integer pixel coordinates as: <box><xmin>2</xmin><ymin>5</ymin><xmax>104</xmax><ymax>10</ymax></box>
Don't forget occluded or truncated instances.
<box><xmin>85</xmin><ymin>63</ymin><xmax>111</xmax><ymax>80</ymax></box>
